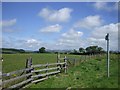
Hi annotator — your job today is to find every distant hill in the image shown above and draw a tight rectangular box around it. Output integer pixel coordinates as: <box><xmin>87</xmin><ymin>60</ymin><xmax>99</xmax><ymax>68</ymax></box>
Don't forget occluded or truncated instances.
<box><xmin>1</xmin><ymin>48</ymin><xmax>25</xmax><ymax>54</ymax></box>
<box><xmin>0</xmin><ymin>48</ymin><xmax>72</xmax><ymax>54</ymax></box>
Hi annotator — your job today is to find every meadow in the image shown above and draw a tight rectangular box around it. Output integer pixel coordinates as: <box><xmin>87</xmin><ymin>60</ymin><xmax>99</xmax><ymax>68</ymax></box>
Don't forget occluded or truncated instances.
<box><xmin>2</xmin><ymin>53</ymin><xmax>118</xmax><ymax>88</ymax></box>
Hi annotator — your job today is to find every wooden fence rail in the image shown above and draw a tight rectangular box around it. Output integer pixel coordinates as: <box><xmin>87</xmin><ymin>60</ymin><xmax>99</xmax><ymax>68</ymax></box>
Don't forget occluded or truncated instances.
<box><xmin>2</xmin><ymin>56</ymin><xmax>67</xmax><ymax>89</ymax></box>
<box><xmin>32</xmin><ymin>62</ymin><xmax>65</xmax><ymax>68</ymax></box>
<box><xmin>2</xmin><ymin>68</ymin><xmax>32</xmax><ymax>77</ymax></box>
<box><xmin>64</xmin><ymin>54</ymin><xmax>106</xmax><ymax>67</ymax></box>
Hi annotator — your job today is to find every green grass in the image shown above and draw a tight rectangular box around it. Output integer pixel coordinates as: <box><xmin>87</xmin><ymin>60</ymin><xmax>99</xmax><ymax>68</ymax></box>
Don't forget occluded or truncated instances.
<box><xmin>2</xmin><ymin>53</ymin><xmax>118</xmax><ymax>88</ymax></box>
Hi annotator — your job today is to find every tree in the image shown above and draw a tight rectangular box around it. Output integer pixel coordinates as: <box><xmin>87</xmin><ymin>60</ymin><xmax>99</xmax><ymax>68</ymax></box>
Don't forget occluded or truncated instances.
<box><xmin>86</xmin><ymin>46</ymin><xmax>92</xmax><ymax>53</ymax></box>
<box><xmin>39</xmin><ymin>47</ymin><xmax>46</xmax><ymax>53</ymax></box>
<box><xmin>73</xmin><ymin>49</ymin><xmax>78</xmax><ymax>54</ymax></box>
<box><xmin>19</xmin><ymin>49</ymin><xmax>25</xmax><ymax>53</ymax></box>
<box><xmin>97</xmin><ymin>47</ymin><xmax>103</xmax><ymax>53</ymax></box>
<box><xmin>85</xmin><ymin>46</ymin><xmax>104</xmax><ymax>54</ymax></box>
<box><xmin>79</xmin><ymin>47</ymin><xmax>85</xmax><ymax>53</ymax></box>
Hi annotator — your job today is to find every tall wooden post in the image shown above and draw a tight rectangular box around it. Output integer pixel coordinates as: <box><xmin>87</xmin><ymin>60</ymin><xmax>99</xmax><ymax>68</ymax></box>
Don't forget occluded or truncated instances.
<box><xmin>105</xmin><ymin>33</ymin><xmax>110</xmax><ymax>77</ymax></box>
<box><xmin>64</xmin><ymin>56</ymin><xmax>67</xmax><ymax>74</ymax></box>
<box><xmin>0</xmin><ymin>57</ymin><xmax>2</xmax><ymax>90</ymax></box>
<box><xmin>107</xmin><ymin>36</ymin><xmax>110</xmax><ymax>77</ymax></box>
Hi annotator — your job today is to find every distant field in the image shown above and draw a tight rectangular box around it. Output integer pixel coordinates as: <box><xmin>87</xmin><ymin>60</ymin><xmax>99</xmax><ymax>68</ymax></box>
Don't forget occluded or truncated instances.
<box><xmin>2</xmin><ymin>53</ymin><xmax>118</xmax><ymax>88</ymax></box>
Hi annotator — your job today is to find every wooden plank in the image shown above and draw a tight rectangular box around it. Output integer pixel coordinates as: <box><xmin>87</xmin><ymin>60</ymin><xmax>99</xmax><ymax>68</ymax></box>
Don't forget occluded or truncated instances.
<box><xmin>47</xmin><ymin>71</ymin><xmax>60</xmax><ymax>75</ymax></box>
<box><xmin>32</xmin><ymin>67</ymin><xmax>59</xmax><ymax>73</ymax></box>
<box><xmin>31</xmin><ymin>73</ymin><xmax>46</xmax><ymax>78</ymax></box>
<box><xmin>59</xmin><ymin>58</ymin><xmax>65</xmax><ymax>60</ymax></box>
<box><xmin>32</xmin><ymin>62</ymin><xmax>65</xmax><ymax>68</ymax></box>
<box><xmin>0</xmin><ymin>72</ymin><xmax>2</xmax><ymax>79</ymax></box>
<box><xmin>3</xmin><ymin>73</ymin><xmax>32</xmax><ymax>85</ymax></box>
<box><xmin>9</xmin><ymin>78</ymin><xmax>33</xmax><ymax>88</ymax></box>
<box><xmin>22</xmin><ymin>82</ymin><xmax>33</xmax><ymax>88</ymax></box>
<box><xmin>32</xmin><ymin>70</ymin><xmax>60</xmax><ymax>78</ymax></box>
<box><xmin>31</xmin><ymin>64</ymin><xmax>46</xmax><ymax>68</ymax></box>
<box><xmin>2</xmin><ymin>68</ymin><xmax>32</xmax><ymax>77</ymax></box>
<box><xmin>0</xmin><ymin>79</ymin><xmax>2</xmax><ymax>87</ymax></box>
<box><xmin>32</xmin><ymin>77</ymin><xmax>48</xmax><ymax>83</ymax></box>
<box><xmin>49</xmin><ymin>62</ymin><xmax>65</xmax><ymax>66</ymax></box>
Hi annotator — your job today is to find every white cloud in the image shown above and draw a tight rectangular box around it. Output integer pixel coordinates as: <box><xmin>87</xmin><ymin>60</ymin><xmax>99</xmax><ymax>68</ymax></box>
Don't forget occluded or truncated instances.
<box><xmin>25</xmin><ymin>39</ymin><xmax>41</xmax><ymax>48</ymax></box>
<box><xmin>56</xmin><ymin>29</ymin><xmax>85</xmax><ymax>49</ymax></box>
<box><xmin>94</xmin><ymin>2</ymin><xmax>107</xmax><ymax>10</ymax></box>
<box><xmin>92</xmin><ymin>23</ymin><xmax>118</xmax><ymax>39</ymax></box>
<box><xmin>1</xmin><ymin>19</ymin><xmax>18</xmax><ymax>33</ymax></box>
<box><xmin>43</xmin><ymin>23</ymin><xmax>118</xmax><ymax>51</ymax></box>
<box><xmin>89</xmin><ymin>23</ymin><xmax>118</xmax><ymax>51</ymax></box>
<box><xmin>2</xmin><ymin>28</ymin><xmax>19</xmax><ymax>33</ymax></box>
<box><xmin>40</xmin><ymin>24</ymin><xmax>62</xmax><ymax>33</ymax></box>
<box><xmin>74</xmin><ymin>15</ymin><xmax>103</xmax><ymax>29</ymax></box>
<box><xmin>61</xmin><ymin>29</ymin><xmax>83</xmax><ymax>39</ymax></box>
<box><xmin>87</xmin><ymin>37</ymin><xmax>105</xmax><ymax>48</ymax></box>
<box><xmin>0</xmin><ymin>19</ymin><xmax>16</xmax><ymax>27</ymax></box>
<box><xmin>2</xmin><ymin>37</ymin><xmax>43</xmax><ymax>50</ymax></box>
<box><xmin>114</xmin><ymin>2</ymin><xmax>118</xmax><ymax>10</ymax></box>
<box><xmin>93</xmin><ymin>2</ymin><xmax>118</xmax><ymax>11</ymax></box>
<box><xmin>38</xmin><ymin>8</ymin><xmax>73</xmax><ymax>22</ymax></box>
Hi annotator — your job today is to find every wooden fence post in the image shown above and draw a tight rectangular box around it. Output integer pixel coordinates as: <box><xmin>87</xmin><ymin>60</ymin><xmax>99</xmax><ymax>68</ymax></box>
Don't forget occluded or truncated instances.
<box><xmin>94</xmin><ymin>54</ymin><xmax>96</xmax><ymax>59</ymax></box>
<box><xmin>57</xmin><ymin>53</ymin><xmax>61</xmax><ymax>72</ymax></box>
<box><xmin>64</xmin><ymin>56</ymin><xmax>67</xmax><ymax>74</ymax></box>
<box><xmin>90</xmin><ymin>54</ymin><xmax>92</xmax><ymax>60</ymax></box>
<box><xmin>91</xmin><ymin>54</ymin><xmax>92</xmax><ymax>60</ymax></box>
<box><xmin>79</xmin><ymin>56</ymin><xmax>81</xmax><ymax>64</ymax></box>
<box><xmin>26</xmin><ymin>57</ymin><xmax>32</xmax><ymax>79</ymax></box>
<box><xmin>74</xmin><ymin>59</ymin><xmax>76</xmax><ymax>66</ymax></box>
<box><xmin>90</xmin><ymin>54</ymin><xmax>91</xmax><ymax>60</ymax></box>
<box><xmin>57</xmin><ymin>53</ymin><xmax>60</xmax><ymax>63</ymax></box>
<box><xmin>81</xmin><ymin>55</ymin><xmax>83</xmax><ymax>62</ymax></box>
<box><xmin>88</xmin><ymin>55</ymin><xmax>89</xmax><ymax>60</ymax></box>
<box><xmin>85</xmin><ymin>55</ymin><xmax>86</xmax><ymax>61</ymax></box>
<box><xmin>46</xmin><ymin>63</ymin><xmax>48</xmax><ymax>78</ymax></box>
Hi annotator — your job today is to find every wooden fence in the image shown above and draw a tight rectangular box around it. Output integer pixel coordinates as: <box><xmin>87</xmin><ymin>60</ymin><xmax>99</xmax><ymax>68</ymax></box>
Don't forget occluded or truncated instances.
<box><xmin>1</xmin><ymin>53</ymin><xmax>105</xmax><ymax>89</ymax></box>
<box><xmin>58</xmin><ymin>54</ymin><xmax>105</xmax><ymax>67</ymax></box>
<box><xmin>1</xmin><ymin>56</ymin><xmax>67</xmax><ymax>89</ymax></box>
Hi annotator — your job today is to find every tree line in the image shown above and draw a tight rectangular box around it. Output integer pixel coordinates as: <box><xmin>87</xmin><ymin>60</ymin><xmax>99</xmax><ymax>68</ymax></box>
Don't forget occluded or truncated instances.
<box><xmin>38</xmin><ymin>46</ymin><xmax>105</xmax><ymax>55</ymax></box>
<box><xmin>72</xmin><ymin>46</ymin><xmax>105</xmax><ymax>55</ymax></box>
<box><xmin>1</xmin><ymin>46</ymin><xmax>119</xmax><ymax>54</ymax></box>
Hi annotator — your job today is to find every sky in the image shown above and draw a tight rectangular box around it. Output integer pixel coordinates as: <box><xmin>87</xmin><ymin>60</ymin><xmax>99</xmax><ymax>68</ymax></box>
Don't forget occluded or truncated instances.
<box><xmin>1</xmin><ymin>2</ymin><xmax>119</xmax><ymax>51</ymax></box>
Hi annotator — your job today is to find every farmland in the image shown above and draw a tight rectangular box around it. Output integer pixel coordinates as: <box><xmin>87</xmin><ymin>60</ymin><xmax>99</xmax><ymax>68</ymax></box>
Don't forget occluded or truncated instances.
<box><xmin>2</xmin><ymin>53</ymin><xmax>118</xmax><ymax>88</ymax></box>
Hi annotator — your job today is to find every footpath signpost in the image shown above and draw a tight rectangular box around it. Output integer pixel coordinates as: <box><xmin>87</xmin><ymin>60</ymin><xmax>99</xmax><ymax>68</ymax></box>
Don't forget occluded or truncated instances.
<box><xmin>105</xmin><ymin>33</ymin><xmax>110</xmax><ymax>77</ymax></box>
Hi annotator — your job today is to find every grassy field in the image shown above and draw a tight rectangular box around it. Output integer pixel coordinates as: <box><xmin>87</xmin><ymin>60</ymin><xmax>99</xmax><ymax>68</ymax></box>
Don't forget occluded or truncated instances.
<box><xmin>2</xmin><ymin>53</ymin><xmax>80</xmax><ymax>73</ymax></box>
<box><xmin>2</xmin><ymin>53</ymin><xmax>118</xmax><ymax>88</ymax></box>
